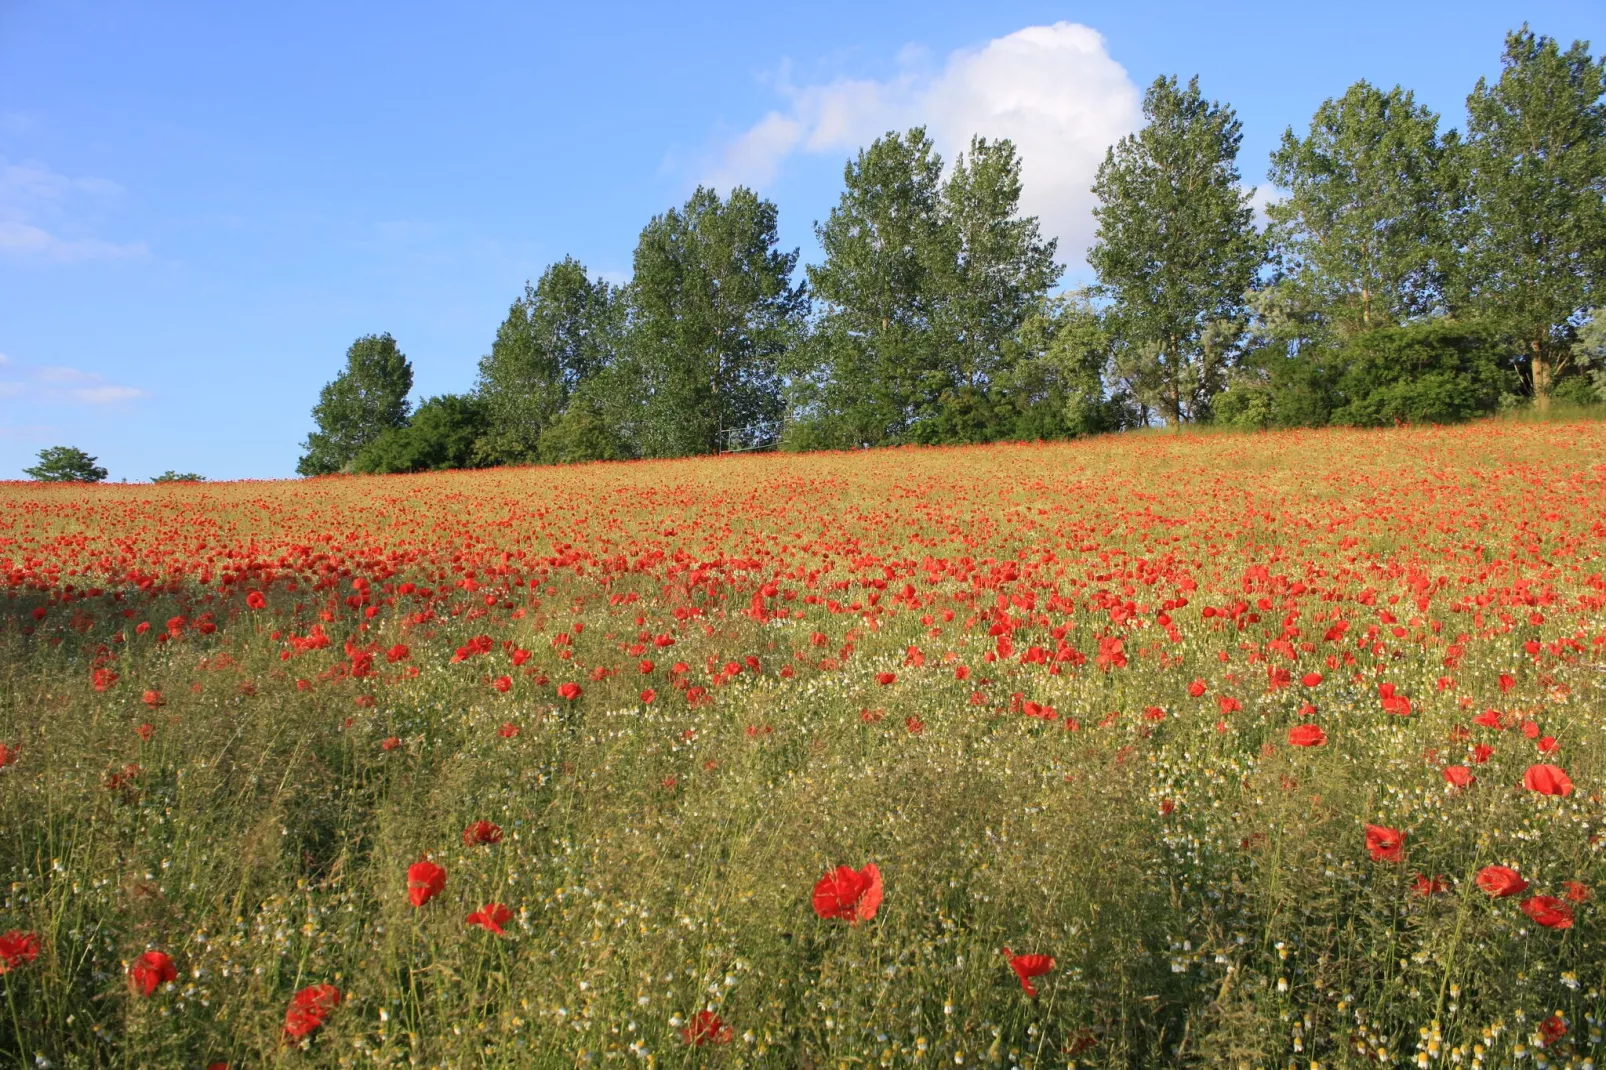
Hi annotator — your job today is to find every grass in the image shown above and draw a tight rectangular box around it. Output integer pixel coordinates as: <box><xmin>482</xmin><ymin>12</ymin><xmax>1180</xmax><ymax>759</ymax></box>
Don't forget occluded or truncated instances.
<box><xmin>0</xmin><ymin>419</ymin><xmax>1604</xmax><ymax>1068</ymax></box>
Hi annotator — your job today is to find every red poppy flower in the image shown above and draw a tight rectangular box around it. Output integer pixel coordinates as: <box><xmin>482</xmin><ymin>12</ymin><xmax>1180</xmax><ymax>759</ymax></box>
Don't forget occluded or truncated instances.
<box><xmin>465</xmin><ymin>903</ymin><xmax>513</xmax><ymax>935</ymax></box>
<box><xmin>1520</xmin><ymin>895</ymin><xmax>1574</xmax><ymax>930</ymax></box>
<box><xmin>1364</xmin><ymin>824</ymin><xmax>1404</xmax><ymax>863</ymax></box>
<box><xmin>1411</xmin><ymin>874</ymin><xmax>1449</xmax><ymax>897</ymax></box>
<box><xmin>386</xmin><ymin>643</ymin><xmax>410</xmax><ymax>663</ymax></box>
<box><xmin>1003</xmin><ymin>947</ymin><xmax>1055</xmax><ymax>996</ymax></box>
<box><xmin>1187</xmin><ymin>679</ymin><xmax>1206</xmax><ymax>697</ymax></box>
<box><xmin>904</xmin><ymin>715</ymin><xmax>924</xmax><ymax>734</ymax></box>
<box><xmin>1300</xmin><ymin>672</ymin><xmax>1323</xmax><ymax>687</ymax></box>
<box><xmin>811</xmin><ymin>863</ymin><xmax>883</xmax><ymax>923</ymax></box>
<box><xmin>1287</xmin><ymin>724</ymin><xmax>1326</xmax><ymax>747</ymax></box>
<box><xmin>0</xmin><ymin>743</ymin><xmax>16</xmax><ymax>768</ymax></box>
<box><xmin>1443</xmin><ymin>765</ymin><xmax>1474</xmax><ymax>788</ymax></box>
<box><xmin>141</xmin><ymin>689</ymin><xmax>163</xmax><ymax>707</ymax></box>
<box><xmin>462</xmin><ymin>820</ymin><xmax>503</xmax><ymax>846</ymax></box>
<box><xmin>135</xmin><ymin>723</ymin><xmax>154</xmax><ymax>741</ymax></box>
<box><xmin>1476</xmin><ymin>865</ymin><xmax>1528</xmax><ymax>898</ymax></box>
<box><xmin>1539</xmin><ymin>1013</ymin><xmax>1567</xmax><ymax>1046</ymax></box>
<box><xmin>640</xmin><ymin>688</ymin><xmax>656</xmax><ymax>704</ymax></box>
<box><xmin>1523</xmin><ymin>763</ymin><xmax>1573</xmax><ymax>797</ymax></box>
<box><xmin>874</xmin><ymin>671</ymin><xmax>896</xmax><ymax>686</ymax></box>
<box><xmin>245</xmin><ymin>590</ymin><xmax>267</xmax><ymax>610</ymax></box>
<box><xmin>681</xmin><ymin>1010</ymin><xmax>733</xmax><ymax>1046</ymax></box>
<box><xmin>283</xmin><ymin>983</ymin><xmax>341</xmax><ymax>1039</ymax></box>
<box><xmin>556</xmin><ymin>682</ymin><xmax>582</xmax><ymax>701</ymax></box>
<box><xmin>492</xmin><ymin>675</ymin><xmax>512</xmax><ymax>693</ymax></box>
<box><xmin>1563</xmin><ymin>880</ymin><xmax>1591</xmax><ymax>903</ymax></box>
<box><xmin>128</xmin><ymin>950</ymin><xmax>178</xmax><ymax>996</ymax></box>
<box><xmin>1471</xmin><ymin>743</ymin><xmax>1494</xmax><ymax>763</ymax></box>
<box><xmin>498</xmin><ymin>722</ymin><xmax>519</xmax><ymax>738</ymax></box>
<box><xmin>0</xmin><ymin>930</ymin><xmax>40</xmax><ymax>973</ymax></box>
<box><xmin>380</xmin><ymin>736</ymin><xmax>400</xmax><ymax>751</ymax></box>
<box><xmin>406</xmin><ymin>859</ymin><xmax>446</xmax><ymax>907</ymax></box>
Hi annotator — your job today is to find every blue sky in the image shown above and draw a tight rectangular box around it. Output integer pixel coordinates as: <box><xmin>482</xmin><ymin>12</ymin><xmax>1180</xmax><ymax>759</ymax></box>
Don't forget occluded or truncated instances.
<box><xmin>2</xmin><ymin>0</ymin><xmax>1601</xmax><ymax>481</ymax></box>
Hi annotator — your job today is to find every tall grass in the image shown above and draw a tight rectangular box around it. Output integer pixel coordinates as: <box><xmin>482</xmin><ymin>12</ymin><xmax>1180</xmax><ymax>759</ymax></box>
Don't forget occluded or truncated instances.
<box><xmin>1</xmin><ymin>421</ymin><xmax>1603</xmax><ymax>1068</ymax></box>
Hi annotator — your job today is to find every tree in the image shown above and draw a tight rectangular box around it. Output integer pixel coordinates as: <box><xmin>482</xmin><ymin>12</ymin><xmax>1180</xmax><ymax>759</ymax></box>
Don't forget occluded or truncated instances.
<box><xmin>800</xmin><ymin>129</ymin><xmax>1059</xmax><ymax>447</ymax></box>
<box><xmin>352</xmin><ymin>394</ymin><xmax>489</xmax><ymax>474</ymax></box>
<box><xmin>297</xmin><ymin>333</ymin><xmax>413</xmax><ymax>476</ymax></box>
<box><xmin>1572</xmin><ymin>308</ymin><xmax>1606</xmax><ymax>402</ymax></box>
<box><xmin>1089</xmin><ymin>76</ymin><xmax>1263</xmax><ymax>425</ymax></box>
<box><xmin>931</xmin><ymin>137</ymin><xmax>1062</xmax><ymax>404</ymax></box>
<box><xmin>1267</xmin><ymin>81</ymin><xmax>1458</xmax><ymax>335</ymax></box>
<box><xmin>1460</xmin><ymin>27</ymin><xmax>1606</xmax><ymax>409</ymax></box>
<box><xmin>803</xmin><ymin>129</ymin><xmax>948</xmax><ymax>447</ymax></box>
<box><xmin>476</xmin><ymin>259</ymin><xmax>623</xmax><ymax>465</ymax></box>
<box><xmin>25</xmin><ymin>446</ymin><xmax>107</xmax><ymax>483</ymax></box>
<box><xmin>1000</xmin><ymin>292</ymin><xmax>1132</xmax><ymax>440</ymax></box>
<box><xmin>629</xmin><ymin>185</ymin><xmax>806</xmax><ymax>457</ymax></box>
<box><xmin>151</xmin><ymin>471</ymin><xmax>204</xmax><ymax>483</ymax></box>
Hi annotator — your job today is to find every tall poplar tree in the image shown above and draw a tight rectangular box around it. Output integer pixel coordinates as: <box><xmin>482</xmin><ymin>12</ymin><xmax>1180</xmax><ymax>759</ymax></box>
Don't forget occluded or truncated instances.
<box><xmin>297</xmin><ymin>333</ymin><xmax>413</xmax><ymax>476</ymax></box>
<box><xmin>1461</xmin><ymin>27</ymin><xmax>1606</xmax><ymax>409</ymax></box>
<box><xmin>1089</xmin><ymin>76</ymin><xmax>1262</xmax><ymax>425</ymax></box>
<box><xmin>628</xmin><ymin>186</ymin><xmax>806</xmax><ymax>458</ymax></box>
<box><xmin>1267</xmin><ymin>82</ymin><xmax>1457</xmax><ymax>335</ymax></box>
<box><xmin>802</xmin><ymin>129</ymin><xmax>1058</xmax><ymax>446</ymax></box>
<box><xmin>805</xmin><ymin>129</ymin><xmax>948</xmax><ymax>445</ymax></box>
<box><xmin>476</xmin><ymin>258</ymin><xmax>622</xmax><ymax>465</ymax></box>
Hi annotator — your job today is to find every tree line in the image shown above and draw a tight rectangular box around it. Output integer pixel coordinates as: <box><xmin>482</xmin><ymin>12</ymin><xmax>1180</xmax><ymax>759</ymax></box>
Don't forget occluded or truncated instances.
<box><xmin>297</xmin><ymin>27</ymin><xmax>1606</xmax><ymax>477</ymax></box>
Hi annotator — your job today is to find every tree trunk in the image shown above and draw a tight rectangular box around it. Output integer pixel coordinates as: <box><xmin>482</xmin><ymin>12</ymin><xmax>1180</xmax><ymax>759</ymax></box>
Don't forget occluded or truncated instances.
<box><xmin>1531</xmin><ymin>337</ymin><xmax>1552</xmax><ymax>414</ymax></box>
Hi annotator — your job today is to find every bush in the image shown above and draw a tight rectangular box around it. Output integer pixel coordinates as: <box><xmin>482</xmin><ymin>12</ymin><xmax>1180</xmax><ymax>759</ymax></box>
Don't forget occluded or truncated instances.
<box><xmin>1329</xmin><ymin>320</ymin><xmax>1515</xmax><ymax>426</ymax></box>
<box><xmin>352</xmin><ymin>394</ymin><xmax>489</xmax><ymax>474</ymax></box>
<box><xmin>537</xmin><ymin>403</ymin><xmax>634</xmax><ymax>464</ymax></box>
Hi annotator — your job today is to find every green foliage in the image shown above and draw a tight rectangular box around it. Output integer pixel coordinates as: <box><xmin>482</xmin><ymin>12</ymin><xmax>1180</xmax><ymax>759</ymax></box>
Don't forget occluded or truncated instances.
<box><xmin>1460</xmin><ymin>27</ymin><xmax>1606</xmax><ymax>407</ymax></box>
<box><xmin>297</xmin><ymin>334</ymin><xmax>414</xmax><ymax>476</ymax></box>
<box><xmin>1090</xmin><ymin>76</ymin><xmax>1264</xmax><ymax>425</ymax></box>
<box><xmin>352</xmin><ymin>394</ymin><xmax>488</xmax><ymax>474</ymax></box>
<box><xmin>800</xmin><ymin>130</ymin><xmax>1060</xmax><ymax>447</ymax></box>
<box><xmin>537</xmin><ymin>394</ymin><xmax>634</xmax><ymax>464</ymax></box>
<box><xmin>1267</xmin><ymin>81</ymin><xmax>1458</xmax><ymax>334</ymax></box>
<box><xmin>1577</xmin><ymin>308</ymin><xmax>1606</xmax><ymax>400</ymax></box>
<box><xmin>476</xmin><ymin>259</ymin><xmax>623</xmax><ymax>465</ymax></box>
<box><xmin>1328</xmin><ymin>319</ymin><xmax>1516</xmax><ymax>425</ymax></box>
<box><xmin>628</xmin><ymin>186</ymin><xmax>806</xmax><ymax>458</ymax></box>
<box><xmin>150</xmin><ymin>471</ymin><xmax>204</xmax><ymax>483</ymax></box>
<box><xmin>23</xmin><ymin>446</ymin><xmax>107</xmax><ymax>483</ymax></box>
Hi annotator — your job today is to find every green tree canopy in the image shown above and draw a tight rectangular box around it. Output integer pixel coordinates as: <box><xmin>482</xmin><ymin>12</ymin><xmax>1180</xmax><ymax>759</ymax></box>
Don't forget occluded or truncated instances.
<box><xmin>151</xmin><ymin>471</ymin><xmax>204</xmax><ymax>483</ymax></box>
<box><xmin>629</xmin><ymin>185</ymin><xmax>806</xmax><ymax>458</ymax></box>
<box><xmin>476</xmin><ymin>259</ymin><xmax>623</xmax><ymax>465</ymax></box>
<box><xmin>24</xmin><ymin>446</ymin><xmax>108</xmax><ymax>483</ymax></box>
<box><xmin>352</xmin><ymin>394</ymin><xmax>489</xmax><ymax>474</ymax></box>
<box><xmin>1089</xmin><ymin>75</ymin><xmax>1263</xmax><ymax>425</ymax></box>
<box><xmin>1460</xmin><ymin>27</ymin><xmax>1606</xmax><ymax>408</ymax></box>
<box><xmin>1267</xmin><ymin>81</ymin><xmax>1458</xmax><ymax>335</ymax></box>
<box><xmin>802</xmin><ymin>129</ymin><xmax>945</xmax><ymax>446</ymax></box>
<box><xmin>297</xmin><ymin>333</ymin><xmax>414</xmax><ymax>476</ymax></box>
<box><xmin>800</xmin><ymin>129</ymin><xmax>1059</xmax><ymax>447</ymax></box>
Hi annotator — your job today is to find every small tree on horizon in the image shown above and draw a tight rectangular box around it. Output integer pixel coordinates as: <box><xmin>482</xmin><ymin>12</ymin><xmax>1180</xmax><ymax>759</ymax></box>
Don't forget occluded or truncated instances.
<box><xmin>24</xmin><ymin>446</ymin><xmax>108</xmax><ymax>483</ymax></box>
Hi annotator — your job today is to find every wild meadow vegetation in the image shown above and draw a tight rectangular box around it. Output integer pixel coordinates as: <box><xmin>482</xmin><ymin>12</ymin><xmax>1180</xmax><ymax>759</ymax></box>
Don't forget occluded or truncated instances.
<box><xmin>2</xmin><ymin>419</ymin><xmax>1604</xmax><ymax>1067</ymax></box>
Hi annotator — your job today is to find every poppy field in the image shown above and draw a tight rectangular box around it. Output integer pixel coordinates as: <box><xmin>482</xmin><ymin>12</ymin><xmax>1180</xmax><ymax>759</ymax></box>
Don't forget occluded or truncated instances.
<box><xmin>2</xmin><ymin>421</ymin><xmax>1605</xmax><ymax>1069</ymax></box>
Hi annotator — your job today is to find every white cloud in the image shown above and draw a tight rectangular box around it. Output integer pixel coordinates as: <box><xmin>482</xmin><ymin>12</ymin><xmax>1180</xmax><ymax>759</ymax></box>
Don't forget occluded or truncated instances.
<box><xmin>0</xmin><ymin>159</ymin><xmax>146</xmax><ymax>262</ymax></box>
<box><xmin>0</xmin><ymin>359</ymin><xmax>147</xmax><ymax>406</ymax></box>
<box><xmin>705</xmin><ymin>22</ymin><xmax>1142</xmax><ymax>268</ymax></box>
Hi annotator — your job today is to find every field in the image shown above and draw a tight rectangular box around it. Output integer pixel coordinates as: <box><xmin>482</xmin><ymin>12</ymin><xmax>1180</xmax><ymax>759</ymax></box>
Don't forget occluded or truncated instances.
<box><xmin>2</xmin><ymin>422</ymin><xmax>1605</xmax><ymax>1069</ymax></box>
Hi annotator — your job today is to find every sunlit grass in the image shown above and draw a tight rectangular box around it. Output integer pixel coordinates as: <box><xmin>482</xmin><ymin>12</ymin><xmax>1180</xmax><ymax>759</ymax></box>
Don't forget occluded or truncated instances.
<box><xmin>1</xmin><ymin>419</ymin><xmax>1603</xmax><ymax>1067</ymax></box>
